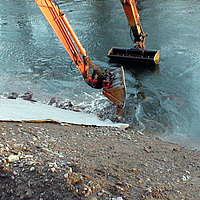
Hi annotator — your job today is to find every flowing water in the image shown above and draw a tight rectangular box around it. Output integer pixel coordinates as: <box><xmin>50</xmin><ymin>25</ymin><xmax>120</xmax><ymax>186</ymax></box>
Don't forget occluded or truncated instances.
<box><xmin>1</xmin><ymin>0</ymin><xmax>200</xmax><ymax>149</ymax></box>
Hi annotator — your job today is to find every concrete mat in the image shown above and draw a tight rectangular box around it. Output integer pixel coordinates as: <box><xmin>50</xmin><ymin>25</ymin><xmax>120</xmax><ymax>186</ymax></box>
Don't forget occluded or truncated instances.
<box><xmin>0</xmin><ymin>98</ymin><xmax>129</xmax><ymax>129</ymax></box>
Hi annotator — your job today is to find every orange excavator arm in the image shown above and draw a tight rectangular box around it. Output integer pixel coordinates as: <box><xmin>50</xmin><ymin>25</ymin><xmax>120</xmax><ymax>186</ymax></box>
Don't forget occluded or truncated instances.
<box><xmin>121</xmin><ymin>0</ymin><xmax>147</xmax><ymax>49</ymax></box>
<box><xmin>35</xmin><ymin>0</ymin><xmax>126</xmax><ymax>110</ymax></box>
<box><xmin>35</xmin><ymin>0</ymin><xmax>92</xmax><ymax>81</ymax></box>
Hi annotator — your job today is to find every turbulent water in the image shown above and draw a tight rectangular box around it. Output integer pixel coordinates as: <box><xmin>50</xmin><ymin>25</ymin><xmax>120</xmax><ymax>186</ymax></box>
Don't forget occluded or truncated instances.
<box><xmin>1</xmin><ymin>0</ymin><xmax>200</xmax><ymax>149</ymax></box>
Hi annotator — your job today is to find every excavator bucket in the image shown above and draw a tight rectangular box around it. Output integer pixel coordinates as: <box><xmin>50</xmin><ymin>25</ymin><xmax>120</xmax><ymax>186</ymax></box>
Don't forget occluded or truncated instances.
<box><xmin>107</xmin><ymin>47</ymin><xmax>160</xmax><ymax>64</ymax></box>
<box><xmin>103</xmin><ymin>66</ymin><xmax>126</xmax><ymax>109</ymax></box>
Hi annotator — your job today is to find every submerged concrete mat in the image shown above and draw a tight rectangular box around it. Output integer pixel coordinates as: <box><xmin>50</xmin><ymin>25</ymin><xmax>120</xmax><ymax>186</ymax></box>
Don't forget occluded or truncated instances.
<box><xmin>0</xmin><ymin>99</ymin><xmax>129</xmax><ymax>129</ymax></box>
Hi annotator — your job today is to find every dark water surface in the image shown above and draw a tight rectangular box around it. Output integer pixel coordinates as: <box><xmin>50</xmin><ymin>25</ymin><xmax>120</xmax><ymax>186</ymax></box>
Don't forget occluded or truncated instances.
<box><xmin>1</xmin><ymin>0</ymin><xmax>200</xmax><ymax>149</ymax></box>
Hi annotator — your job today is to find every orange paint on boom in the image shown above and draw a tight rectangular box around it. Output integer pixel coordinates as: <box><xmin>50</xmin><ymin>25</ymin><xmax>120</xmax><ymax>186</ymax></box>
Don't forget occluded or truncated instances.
<box><xmin>35</xmin><ymin>0</ymin><xmax>89</xmax><ymax>75</ymax></box>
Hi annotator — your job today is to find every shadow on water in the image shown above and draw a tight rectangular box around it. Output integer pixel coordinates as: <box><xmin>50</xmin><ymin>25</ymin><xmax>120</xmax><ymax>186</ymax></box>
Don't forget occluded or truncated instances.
<box><xmin>110</xmin><ymin>60</ymin><xmax>159</xmax><ymax>72</ymax></box>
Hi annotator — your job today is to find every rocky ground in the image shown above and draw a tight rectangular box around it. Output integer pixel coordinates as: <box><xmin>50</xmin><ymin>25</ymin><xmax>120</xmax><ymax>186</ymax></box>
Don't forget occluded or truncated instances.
<box><xmin>0</xmin><ymin>122</ymin><xmax>200</xmax><ymax>200</ymax></box>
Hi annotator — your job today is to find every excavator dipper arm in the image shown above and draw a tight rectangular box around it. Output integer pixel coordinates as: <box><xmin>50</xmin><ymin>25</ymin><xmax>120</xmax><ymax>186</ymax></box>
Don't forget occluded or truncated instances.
<box><xmin>121</xmin><ymin>0</ymin><xmax>147</xmax><ymax>49</ymax></box>
<box><xmin>35</xmin><ymin>0</ymin><xmax>126</xmax><ymax>110</ymax></box>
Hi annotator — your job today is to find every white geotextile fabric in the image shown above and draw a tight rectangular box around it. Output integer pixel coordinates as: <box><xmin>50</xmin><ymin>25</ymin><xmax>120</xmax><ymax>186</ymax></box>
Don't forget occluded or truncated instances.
<box><xmin>0</xmin><ymin>98</ymin><xmax>129</xmax><ymax>129</ymax></box>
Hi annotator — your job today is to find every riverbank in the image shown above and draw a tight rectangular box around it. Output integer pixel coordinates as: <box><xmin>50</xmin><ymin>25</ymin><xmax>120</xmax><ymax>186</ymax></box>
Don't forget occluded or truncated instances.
<box><xmin>0</xmin><ymin>122</ymin><xmax>199</xmax><ymax>199</ymax></box>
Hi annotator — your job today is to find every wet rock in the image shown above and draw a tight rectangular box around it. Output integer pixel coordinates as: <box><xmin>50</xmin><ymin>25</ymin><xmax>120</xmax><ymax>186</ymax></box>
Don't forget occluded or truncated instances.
<box><xmin>48</xmin><ymin>97</ymin><xmax>58</xmax><ymax>106</ymax></box>
<box><xmin>59</xmin><ymin>100</ymin><xmax>74</xmax><ymax>109</ymax></box>
<box><xmin>7</xmin><ymin>92</ymin><xmax>19</xmax><ymax>99</ymax></box>
<box><xmin>20</xmin><ymin>91</ymin><xmax>33</xmax><ymax>100</ymax></box>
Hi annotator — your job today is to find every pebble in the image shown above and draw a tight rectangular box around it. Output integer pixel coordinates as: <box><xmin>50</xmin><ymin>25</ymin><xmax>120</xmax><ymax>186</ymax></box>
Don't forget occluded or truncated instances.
<box><xmin>144</xmin><ymin>146</ymin><xmax>151</xmax><ymax>153</ymax></box>
<box><xmin>137</xmin><ymin>131</ymin><xmax>145</xmax><ymax>136</ymax></box>
<box><xmin>13</xmin><ymin>171</ymin><xmax>18</xmax><ymax>175</ymax></box>
<box><xmin>5</xmin><ymin>146</ymin><xmax>10</xmax><ymax>152</ymax></box>
<box><xmin>25</xmin><ymin>189</ymin><xmax>33</xmax><ymax>198</ymax></box>
<box><xmin>24</xmin><ymin>155</ymin><xmax>33</xmax><ymax>159</ymax></box>
<box><xmin>182</xmin><ymin>175</ymin><xmax>191</xmax><ymax>181</ymax></box>
<box><xmin>7</xmin><ymin>155</ymin><xmax>19</xmax><ymax>162</ymax></box>
<box><xmin>85</xmin><ymin>187</ymin><xmax>92</xmax><ymax>197</ymax></box>
<box><xmin>138</xmin><ymin>178</ymin><xmax>144</xmax><ymax>184</ymax></box>
<box><xmin>132</xmin><ymin>168</ymin><xmax>140</xmax><ymax>174</ymax></box>
<box><xmin>145</xmin><ymin>187</ymin><xmax>152</xmax><ymax>193</ymax></box>
<box><xmin>51</xmin><ymin>167</ymin><xmax>56</xmax><ymax>173</ymax></box>
<box><xmin>30</xmin><ymin>167</ymin><xmax>35</xmax><ymax>172</ymax></box>
<box><xmin>64</xmin><ymin>173</ymin><xmax>68</xmax><ymax>179</ymax></box>
<box><xmin>111</xmin><ymin>197</ymin><xmax>123</xmax><ymax>200</ymax></box>
<box><xmin>67</xmin><ymin>167</ymin><xmax>73</xmax><ymax>173</ymax></box>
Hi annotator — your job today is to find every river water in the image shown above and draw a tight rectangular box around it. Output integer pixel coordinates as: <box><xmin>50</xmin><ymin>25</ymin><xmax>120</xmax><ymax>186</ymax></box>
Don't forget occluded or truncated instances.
<box><xmin>1</xmin><ymin>0</ymin><xmax>200</xmax><ymax>149</ymax></box>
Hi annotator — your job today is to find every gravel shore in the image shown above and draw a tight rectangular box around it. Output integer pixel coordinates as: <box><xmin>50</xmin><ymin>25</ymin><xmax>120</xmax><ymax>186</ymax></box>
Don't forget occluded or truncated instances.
<box><xmin>0</xmin><ymin>122</ymin><xmax>199</xmax><ymax>200</ymax></box>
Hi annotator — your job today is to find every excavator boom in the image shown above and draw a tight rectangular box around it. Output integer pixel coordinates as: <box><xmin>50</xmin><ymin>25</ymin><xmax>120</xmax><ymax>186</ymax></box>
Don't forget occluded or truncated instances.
<box><xmin>35</xmin><ymin>0</ymin><xmax>88</xmax><ymax>75</ymax></box>
<box><xmin>35</xmin><ymin>0</ymin><xmax>126</xmax><ymax>111</ymax></box>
